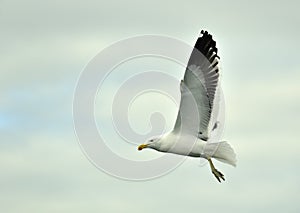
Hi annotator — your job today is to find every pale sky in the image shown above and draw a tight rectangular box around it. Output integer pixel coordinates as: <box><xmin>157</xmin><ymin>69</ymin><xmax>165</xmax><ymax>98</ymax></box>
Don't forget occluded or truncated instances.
<box><xmin>1</xmin><ymin>0</ymin><xmax>300</xmax><ymax>212</ymax></box>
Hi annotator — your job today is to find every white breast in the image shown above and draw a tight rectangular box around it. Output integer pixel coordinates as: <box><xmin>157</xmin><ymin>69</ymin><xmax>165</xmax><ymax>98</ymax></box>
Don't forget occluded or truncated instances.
<box><xmin>159</xmin><ymin>132</ymin><xmax>206</xmax><ymax>157</ymax></box>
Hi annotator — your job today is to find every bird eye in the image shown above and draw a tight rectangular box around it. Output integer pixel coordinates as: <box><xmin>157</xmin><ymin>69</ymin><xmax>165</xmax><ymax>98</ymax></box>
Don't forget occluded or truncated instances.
<box><xmin>149</xmin><ymin>139</ymin><xmax>154</xmax><ymax>142</ymax></box>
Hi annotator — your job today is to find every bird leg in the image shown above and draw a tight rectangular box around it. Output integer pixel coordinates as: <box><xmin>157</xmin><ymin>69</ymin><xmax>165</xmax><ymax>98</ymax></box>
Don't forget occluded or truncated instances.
<box><xmin>208</xmin><ymin>158</ymin><xmax>225</xmax><ymax>182</ymax></box>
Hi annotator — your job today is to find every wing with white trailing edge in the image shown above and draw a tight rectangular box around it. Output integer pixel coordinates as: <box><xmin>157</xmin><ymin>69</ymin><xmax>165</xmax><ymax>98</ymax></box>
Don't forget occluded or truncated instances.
<box><xmin>173</xmin><ymin>30</ymin><xmax>221</xmax><ymax>141</ymax></box>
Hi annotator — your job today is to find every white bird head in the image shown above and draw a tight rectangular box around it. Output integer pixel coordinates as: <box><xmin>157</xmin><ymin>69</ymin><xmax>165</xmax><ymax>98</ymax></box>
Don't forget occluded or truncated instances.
<box><xmin>137</xmin><ymin>136</ymin><xmax>161</xmax><ymax>151</ymax></box>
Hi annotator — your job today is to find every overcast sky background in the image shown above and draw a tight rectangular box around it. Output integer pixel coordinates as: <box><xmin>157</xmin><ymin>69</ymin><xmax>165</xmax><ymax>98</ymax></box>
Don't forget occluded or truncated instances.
<box><xmin>1</xmin><ymin>0</ymin><xmax>300</xmax><ymax>212</ymax></box>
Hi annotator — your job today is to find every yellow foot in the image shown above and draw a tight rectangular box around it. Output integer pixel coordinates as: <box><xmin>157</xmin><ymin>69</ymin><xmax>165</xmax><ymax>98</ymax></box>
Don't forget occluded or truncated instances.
<box><xmin>208</xmin><ymin>158</ymin><xmax>225</xmax><ymax>183</ymax></box>
<box><xmin>211</xmin><ymin>167</ymin><xmax>225</xmax><ymax>183</ymax></box>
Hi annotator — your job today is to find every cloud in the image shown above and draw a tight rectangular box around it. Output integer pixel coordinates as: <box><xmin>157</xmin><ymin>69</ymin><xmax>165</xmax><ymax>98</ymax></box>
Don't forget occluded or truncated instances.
<box><xmin>1</xmin><ymin>0</ymin><xmax>300</xmax><ymax>212</ymax></box>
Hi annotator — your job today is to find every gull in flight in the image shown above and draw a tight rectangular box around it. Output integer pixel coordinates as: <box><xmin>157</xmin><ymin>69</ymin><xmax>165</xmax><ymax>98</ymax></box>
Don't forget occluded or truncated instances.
<box><xmin>138</xmin><ymin>30</ymin><xmax>236</xmax><ymax>182</ymax></box>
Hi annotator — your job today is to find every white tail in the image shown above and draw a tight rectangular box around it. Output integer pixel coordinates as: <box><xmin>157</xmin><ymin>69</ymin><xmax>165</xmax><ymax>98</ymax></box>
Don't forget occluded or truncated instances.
<box><xmin>204</xmin><ymin>141</ymin><xmax>237</xmax><ymax>167</ymax></box>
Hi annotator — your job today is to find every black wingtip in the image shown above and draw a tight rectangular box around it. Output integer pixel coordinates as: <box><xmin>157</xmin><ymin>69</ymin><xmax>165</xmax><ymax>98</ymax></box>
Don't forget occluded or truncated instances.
<box><xmin>195</xmin><ymin>30</ymin><xmax>220</xmax><ymax>60</ymax></box>
<box><xmin>200</xmin><ymin>30</ymin><xmax>208</xmax><ymax>36</ymax></box>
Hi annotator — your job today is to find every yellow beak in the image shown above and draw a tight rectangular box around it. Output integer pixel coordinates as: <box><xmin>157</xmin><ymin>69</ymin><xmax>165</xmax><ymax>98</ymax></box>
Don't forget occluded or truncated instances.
<box><xmin>138</xmin><ymin>144</ymin><xmax>148</xmax><ymax>151</ymax></box>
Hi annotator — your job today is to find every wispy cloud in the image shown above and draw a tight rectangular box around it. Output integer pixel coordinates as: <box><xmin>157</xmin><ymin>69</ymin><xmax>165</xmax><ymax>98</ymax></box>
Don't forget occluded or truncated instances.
<box><xmin>1</xmin><ymin>0</ymin><xmax>300</xmax><ymax>212</ymax></box>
